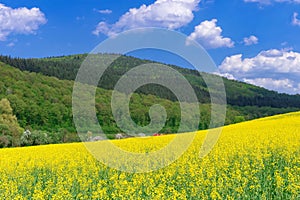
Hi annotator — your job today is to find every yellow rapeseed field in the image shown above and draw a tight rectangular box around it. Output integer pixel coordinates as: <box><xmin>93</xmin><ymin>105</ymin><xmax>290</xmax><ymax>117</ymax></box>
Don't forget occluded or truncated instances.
<box><xmin>0</xmin><ymin>112</ymin><xmax>299</xmax><ymax>199</ymax></box>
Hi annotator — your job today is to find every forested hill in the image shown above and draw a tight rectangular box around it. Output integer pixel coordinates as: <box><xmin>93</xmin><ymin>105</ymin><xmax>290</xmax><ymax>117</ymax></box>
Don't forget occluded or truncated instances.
<box><xmin>0</xmin><ymin>60</ymin><xmax>298</xmax><ymax>144</ymax></box>
<box><xmin>1</xmin><ymin>54</ymin><xmax>300</xmax><ymax>108</ymax></box>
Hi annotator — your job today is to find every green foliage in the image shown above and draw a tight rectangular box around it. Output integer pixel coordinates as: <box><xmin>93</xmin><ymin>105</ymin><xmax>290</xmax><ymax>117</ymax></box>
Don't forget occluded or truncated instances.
<box><xmin>233</xmin><ymin>116</ymin><xmax>245</xmax><ymax>124</ymax></box>
<box><xmin>0</xmin><ymin>98</ymin><xmax>24</xmax><ymax>147</ymax></box>
<box><xmin>20</xmin><ymin>129</ymin><xmax>80</xmax><ymax>146</ymax></box>
<box><xmin>0</xmin><ymin>55</ymin><xmax>299</xmax><ymax>147</ymax></box>
<box><xmin>21</xmin><ymin>130</ymin><xmax>50</xmax><ymax>146</ymax></box>
<box><xmin>1</xmin><ymin>54</ymin><xmax>300</xmax><ymax>108</ymax></box>
<box><xmin>0</xmin><ymin>135</ymin><xmax>12</xmax><ymax>148</ymax></box>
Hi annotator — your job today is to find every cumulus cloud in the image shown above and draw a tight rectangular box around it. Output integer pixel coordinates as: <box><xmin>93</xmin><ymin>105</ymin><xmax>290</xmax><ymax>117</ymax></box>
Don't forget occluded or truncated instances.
<box><xmin>0</xmin><ymin>4</ymin><xmax>46</xmax><ymax>41</ymax></box>
<box><xmin>243</xmin><ymin>35</ymin><xmax>258</xmax><ymax>46</ymax></box>
<box><xmin>292</xmin><ymin>12</ymin><xmax>300</xmax><ymax>26</ymax></box>
<box><xmin>214</xmin><ymin>72</ymin><xmax>236</xmax><ymax>80</ymax></box>
<box><xmin>186</xmin><ymin>19</ymin><xmax>234</xmax><ymax>48</ymax></box>
<box><xmin>93</xmin><ymin>0</ymin><xmax>200</xmax><ymax>36</ymax></box>
<box><xmin>220</xmin><ymin>49</ymin><xmax>300</xmax><ymax>74</ymax></box>
<box><xmin>93</xmin><ymin>22</ymin><xmax>111</xmax><ymax>36</ymax></box>
<box><xmin>218</xmin><ymin>49</ymin><xmax>300</xmax><ymax>94</ymax></box>
<box><xmin>243</xmin><ymin>78</ymin><xmax>298</xmax><ymax>93</ymax></box>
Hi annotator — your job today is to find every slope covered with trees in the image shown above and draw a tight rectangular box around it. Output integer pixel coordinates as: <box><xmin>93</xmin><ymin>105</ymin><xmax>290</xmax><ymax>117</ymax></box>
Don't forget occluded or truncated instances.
<box><xmin>0</xmin><ymin>55</ymin><xmax>299</xmax><ymax>147</ymax></box>
<box><xmin>1</xmin><ymin>54</ymin><xmax>300</xmax><ymax>108</ymax></box>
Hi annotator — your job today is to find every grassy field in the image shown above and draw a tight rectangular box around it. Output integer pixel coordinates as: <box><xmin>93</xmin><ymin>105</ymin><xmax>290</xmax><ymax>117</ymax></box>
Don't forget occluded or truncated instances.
<box><xmin>0</xmin><ymin>112</ymin><xmax>299</xmax><ymax>199</ymax></box>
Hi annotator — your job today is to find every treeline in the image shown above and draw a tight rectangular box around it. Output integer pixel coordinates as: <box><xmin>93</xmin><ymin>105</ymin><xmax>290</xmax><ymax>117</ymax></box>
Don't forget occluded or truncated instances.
<box><xmin>1</xmin><ymin>54</ymin><xmax>300</xmax><ymax>108</ymax></box>
<box><xmin>0</xmin><ymin>98</ymin><xmax>77</xmax><ymax>147</ymax></box>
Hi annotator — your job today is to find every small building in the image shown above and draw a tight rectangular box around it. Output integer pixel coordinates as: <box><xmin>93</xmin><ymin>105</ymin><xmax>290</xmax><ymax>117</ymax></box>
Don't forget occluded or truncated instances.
<box><xmin>153</xmin><ymin>133</ymin><xmax>161</xmax><ymax>136</ymax></box>
<box><xmin>115</xmin><ymin>133</ymin><xmax>124</xmax><ymax>139</ymax></box>
<box><xmin>138</xmin><ymin>133</ymin><xmax>146</xmax><ymax>137</ymax></box>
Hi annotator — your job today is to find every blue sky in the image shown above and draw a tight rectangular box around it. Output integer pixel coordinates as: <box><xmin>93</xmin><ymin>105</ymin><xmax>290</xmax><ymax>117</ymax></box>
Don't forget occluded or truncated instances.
<box><xmin>1</xmin><ymin>0</ymin><xmax>300</xmax><ymax>94</ymax></box>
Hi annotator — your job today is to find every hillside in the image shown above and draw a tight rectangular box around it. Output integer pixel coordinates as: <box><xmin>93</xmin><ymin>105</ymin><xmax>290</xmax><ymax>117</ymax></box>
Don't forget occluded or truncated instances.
<box><xmin>0</xmin><ymin>60</ymin><xmax>298</xmax><ymax>147</ymax></box>
<box><xmin>1</xmin><ymin>54</ymin><xmax>300</xmax><ymax>108</ymax></box>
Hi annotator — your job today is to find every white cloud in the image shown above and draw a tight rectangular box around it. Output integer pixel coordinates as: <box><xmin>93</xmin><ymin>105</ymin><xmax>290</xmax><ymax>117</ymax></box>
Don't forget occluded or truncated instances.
<box><xmin>219</xmin><ymin>54</ymin><xmax>253</xmax><ymax>74</ymax></box>
<box><xmin>76</xmin><ymin>16</ymin><xmax>85</xmax><ymax>21</ymax></box>
<box><xmin>220</xmin><ymin>49</ymin><xmax>300</xmax><ymax>74</ymax></box>
<box><xmin>0</xmin><ymin>4</ymin><xmax>46</xmax><ymax>41</ymax></box>
<box><xmin>243</xmin><ymin>78</ymin><xmax>299</xmax><ymax>94</ymax></box>
<box><xmin>214</xmin><ymin>72</ymin><xmax>236</xmax><ymax>80</ymax></box>
<box><xmin>292</xmin><ymin>12</ymin><xmax>300</xmax><ymax>26</ymax></box>
<box><xmin>97</xmin><ymin>9</ymin><xmax>112</xmax><ymax>14</ymax></box>
<box><xmin>93</xmin><ymin>22</ymin><xmax>111</xmax><ymax>36</ymax></box>
<box><xmin>186</xmin><ymin>19</ymin><xmax>234</xmax><ymax>48</ymax></box>
<box><xmin>93</xmin><ymin>0</ymin><xmax>200</xmax><ymax>36</ymax></box>
<box><xmin>218</xmin><ymin>49</ymin><xmax>300</xmax><ymax>94</ymax></box>
<box><xmin>243</xmin><ymin>35</ymin><xmax>258</xmax><ymax>46</ymax></box>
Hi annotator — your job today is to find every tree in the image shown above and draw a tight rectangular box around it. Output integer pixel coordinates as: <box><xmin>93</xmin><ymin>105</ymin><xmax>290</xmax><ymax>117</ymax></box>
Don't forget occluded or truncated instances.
<box><xmin>0</xmin><ymin>98</ymin><xmax>24</xmax><ymax>147</ymax></box>
<box><xmin>233</xmin><ymin>116</ymin><xmax>245</xmax><ymax>124</ymax></box>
